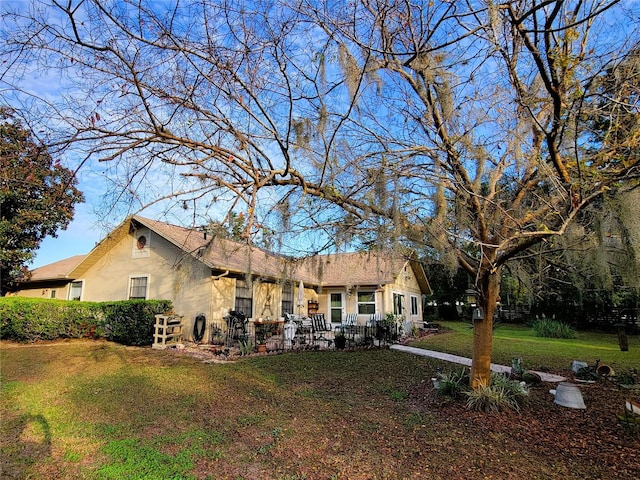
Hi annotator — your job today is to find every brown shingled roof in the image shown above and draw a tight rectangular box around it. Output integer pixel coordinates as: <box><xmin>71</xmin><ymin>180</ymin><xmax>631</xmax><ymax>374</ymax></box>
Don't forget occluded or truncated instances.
<box><xmin>133</xmin><ymin>216</ymin><xmax>290</xmax><ymax>279</ymax></box>
<box><xmin>28</xmin><ymin>255</ymin><xmax>87</xmax><ymax>281</ymax></box>
<box><xmin>299</xmin><ymin>251</ymin><xmax>405</xmax><ymax>287</ymax></box>
<box><xmin>133</xmin><ymin>218</ymin><xmax>428</xmax><ymax>290</ymax></box>
<box><xmin>34</xmin><ymin>216</ymin><xmax>429</xmax><ymax>293</ymax></box>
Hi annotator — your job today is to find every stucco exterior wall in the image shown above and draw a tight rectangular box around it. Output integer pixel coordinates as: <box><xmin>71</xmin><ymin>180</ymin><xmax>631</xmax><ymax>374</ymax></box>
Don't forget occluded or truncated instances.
<box><xmin>384</xmin><ymin>262</ymin><xmax>423</xmax><ymax>327</ymax></box>
<box><xmin>315</xmin><ymin>261</ymin><xmax>423</xmax><ymax>327</ymax></box>
<box><xmin>253</xmin><ymin>281</ymin><xmax>282</xmax><ymax>321</ymax></box>
<box><xmin>78</xmin><ymin>229</ymin><xmax>212</xmax><ymax>337</ymax></box>
<box><xmin>10</xmin><ymin>281</ymin><xmax>70</xmax><ymax>300</ymax></box>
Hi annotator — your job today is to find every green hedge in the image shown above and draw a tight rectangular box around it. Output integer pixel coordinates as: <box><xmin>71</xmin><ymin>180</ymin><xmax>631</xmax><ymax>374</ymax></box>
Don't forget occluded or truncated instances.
<box><xmin>0</xmin><ymin>298</ymin><xmax>172</xmax><ymax>346</ymax></box>
<box><xmin>100</xmin><ymin>300</ymin><xmax>173</xmax><ymax>346</ymax></box>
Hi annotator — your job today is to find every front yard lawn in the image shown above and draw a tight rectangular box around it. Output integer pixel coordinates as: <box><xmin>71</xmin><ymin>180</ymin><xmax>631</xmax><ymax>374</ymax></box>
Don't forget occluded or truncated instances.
<box><xmin>1</xmin><ymin>331</ymin><xmax>638</xmax><ymax>479</ymax></box>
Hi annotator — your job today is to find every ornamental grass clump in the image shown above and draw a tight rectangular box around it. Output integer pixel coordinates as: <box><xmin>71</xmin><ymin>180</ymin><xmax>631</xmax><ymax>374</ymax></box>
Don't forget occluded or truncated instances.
<box><xmin>531</xmin><ymin>314</ymin><xmax>576</xmax><ymax>339</ymax></box>
<box><xmin>433</xmin><ymin>368</ymin><xmax>469</xmax><ymax>399</ymax></box>
<box><xmin>465</xmin><ymin>373</ymin><xmax>529</xmax><ymax>413</ymax></box>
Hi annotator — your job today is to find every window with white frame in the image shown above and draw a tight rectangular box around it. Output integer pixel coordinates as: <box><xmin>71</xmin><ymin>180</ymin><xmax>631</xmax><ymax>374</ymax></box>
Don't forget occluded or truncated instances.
<box><xmin>69</xmin><ymin>280</ymin><xmax>83</xmax><ymax>301</ymax></box>
<box><xmin>410</xmin><ymin>295</ymin><xmax>419</xmax><ymax>316</ymax></box>
<box><xmin>281</xmin><ymin>282</ymin><xmax>293</xmax><ymax>315</ymax></box>
<box><xmin>128</xmin><ymin>276</ymin><xmax>149</xmax><ymax>299</ymax></box>
<box><xmin>357</xmin><ymin>291</ymin><xmax>375</xmax><ymax>315</ymax></box>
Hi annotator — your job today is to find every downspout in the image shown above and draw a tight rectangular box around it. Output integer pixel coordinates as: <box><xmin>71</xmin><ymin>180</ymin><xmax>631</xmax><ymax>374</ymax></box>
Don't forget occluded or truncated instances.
<box><xmin>212</xmin><ymin>270</ymin><xmax>229</xmax><ymax>280</ymax></box>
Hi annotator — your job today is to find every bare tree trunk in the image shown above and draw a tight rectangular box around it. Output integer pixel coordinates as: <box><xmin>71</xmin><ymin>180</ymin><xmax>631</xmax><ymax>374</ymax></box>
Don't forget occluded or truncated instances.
<box><xmin>470</xmin><ymin>268</ymin><xmax>501</xmax><ymax>389</ymax></box>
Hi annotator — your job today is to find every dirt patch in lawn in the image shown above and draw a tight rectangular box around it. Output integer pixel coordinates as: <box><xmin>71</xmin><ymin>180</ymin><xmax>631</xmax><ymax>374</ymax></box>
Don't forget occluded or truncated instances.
<box><xmin>171</xmin><ymin>343</ymin><xmax>639</xmax><ymax>480</ymax></box>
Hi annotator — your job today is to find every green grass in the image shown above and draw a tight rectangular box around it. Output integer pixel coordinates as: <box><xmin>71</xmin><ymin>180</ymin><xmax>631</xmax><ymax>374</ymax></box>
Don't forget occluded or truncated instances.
<box><xmin>1</xmin><ymin>332</ymin><xmax>639</xmax><ymax>479</ymax></box>
<box><xmin>414</xmin><ymin>321</ymin><xmax>640</xmax><ymax>372</ymax></box>
<box><xmin>0</xmin><ymin>341</ymin><xmax>443</xmax><ymax>479</ymax></box>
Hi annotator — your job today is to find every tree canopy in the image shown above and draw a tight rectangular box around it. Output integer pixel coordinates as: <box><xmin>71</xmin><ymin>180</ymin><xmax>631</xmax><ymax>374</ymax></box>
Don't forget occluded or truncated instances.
<box><xmin>1</xmin><ymin>0</ymin><xmax>638</xmax><ymax>386</ymax></box>
<box><xmin>0</xmin><ymin>108</ymin><xmax>84</xmax><ymax>294</ymax></box>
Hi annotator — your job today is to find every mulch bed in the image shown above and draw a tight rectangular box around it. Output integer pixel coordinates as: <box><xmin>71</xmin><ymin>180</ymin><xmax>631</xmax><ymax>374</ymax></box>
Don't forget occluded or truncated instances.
<box><xmin>412</xmin><ymin>373</ymin><xmax>639</xmax><ymax>479</ymax></box>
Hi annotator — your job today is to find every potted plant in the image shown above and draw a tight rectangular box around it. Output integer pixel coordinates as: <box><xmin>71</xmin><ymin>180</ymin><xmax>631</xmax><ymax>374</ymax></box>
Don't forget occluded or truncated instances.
<box><xmin>256</xmin><ymin>333</ymin><xmax>267</xmax><ymax>353</ymax></box>
<box><xmin>334</xmin><ymin>331</ymin><xmax>347</xmax><ymax>350</ymax></box>
<box><xmin>211</xmin><ymin>326</ymin><xmax>224</xmax><ymax>346</ymax></box>
<box><xmin>255</xmin><ymin>324</ymin><xmax>268</xmax><ymax>353</ymax></box>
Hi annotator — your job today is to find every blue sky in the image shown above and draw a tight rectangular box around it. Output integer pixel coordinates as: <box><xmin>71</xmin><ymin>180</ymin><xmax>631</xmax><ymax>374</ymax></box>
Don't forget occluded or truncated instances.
<box><xmin>31</xmin><ymin>204</ymin><xmax>106</xmax><ymax>268</ymax></box>
<box><xmin>16</xmin><ymin>0</ymin><xmax>640</xmax><ymax>269</ymax></box>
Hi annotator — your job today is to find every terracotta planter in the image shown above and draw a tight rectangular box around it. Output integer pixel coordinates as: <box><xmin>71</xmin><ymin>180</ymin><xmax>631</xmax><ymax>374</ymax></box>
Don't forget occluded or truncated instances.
<box><xmin>257</xmin><ymin>344</ymin><xmax>267</xmax><ymax>353</ymax></box>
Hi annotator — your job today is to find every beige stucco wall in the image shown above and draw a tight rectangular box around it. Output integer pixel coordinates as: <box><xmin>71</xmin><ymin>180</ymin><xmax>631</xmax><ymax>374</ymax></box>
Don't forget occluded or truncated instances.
<box><xmin>385</xmin><ymin>262</ymin><xmax>423</xmax><ymax>328</ymax></box>
<box><xmin>10</xmin><ymin>281</ymin><xmax>71</xmax><ymax>300</ymax></box>
<box><xmin>253</xmin><ymin>281</ymin><xmax>282</xmax><ymax>321</ymax></box>
<box><xmin>76</xmin><ymin>229</ymin><xmax>212</xmax><ymax>339</ymax></box>
<box><xmin>316</xmin><ymin>261</ymin><xmax>423</xmax><ymax>328</ymax></box>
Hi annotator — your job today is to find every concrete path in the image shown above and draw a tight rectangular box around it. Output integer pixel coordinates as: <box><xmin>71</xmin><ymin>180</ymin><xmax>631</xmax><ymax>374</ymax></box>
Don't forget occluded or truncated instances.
<box><xmin>390</xmin><ymin>345</ymin><xmax>567</xmax><ymax>383</ymax></box>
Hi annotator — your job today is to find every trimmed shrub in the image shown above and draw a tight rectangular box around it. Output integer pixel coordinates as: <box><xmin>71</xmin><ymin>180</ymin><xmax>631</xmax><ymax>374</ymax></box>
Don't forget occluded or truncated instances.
<box><xmin>0</xmin><ymin>297</ymin><xmax>172</xmax><ymax>345</ymax></box>
<box><xmin>0</xmin><ymin>298</ymin><xmax>104</xmax><ymax>342</ymax></box>
<box><xmin>101</xmin><ymin>300</ymin><xmax>172</xmax><ymax>346</ymax></box>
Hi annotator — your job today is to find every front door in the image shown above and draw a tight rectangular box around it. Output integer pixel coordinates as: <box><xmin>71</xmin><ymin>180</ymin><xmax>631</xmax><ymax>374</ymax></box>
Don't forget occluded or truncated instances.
<box><xmin>330</xmin><ymin>292</ymin><xmax>344</xmax><ymax>323</ymax></box>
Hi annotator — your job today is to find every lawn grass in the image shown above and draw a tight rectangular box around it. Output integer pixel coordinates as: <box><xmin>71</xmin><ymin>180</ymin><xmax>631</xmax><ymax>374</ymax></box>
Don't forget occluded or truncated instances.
<box><xmin>413</xmin><ymin>321</ymin><xmax>640</xmax><ymax>374</ymax></box>
<box><xmin>1</xmin><ymin>341</ymin><xmax>443</xmax><ymax>480</ymax></box>
<box><xmin>1</xmin><ymin>333</ymin><xmax>639</xmax><ymax>479</ymax></box>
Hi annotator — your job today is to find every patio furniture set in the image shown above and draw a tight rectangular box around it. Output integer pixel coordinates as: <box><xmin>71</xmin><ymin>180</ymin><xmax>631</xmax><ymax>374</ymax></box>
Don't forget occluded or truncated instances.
<box><xmin>219</xmin><ymin>312</ymin><xmax>399</xmax><ymax>351</ymax></box>
<box><xmin>152</xmin><ymin>310</ymin><xmax>400</xmax><ymax>352</ymax></box>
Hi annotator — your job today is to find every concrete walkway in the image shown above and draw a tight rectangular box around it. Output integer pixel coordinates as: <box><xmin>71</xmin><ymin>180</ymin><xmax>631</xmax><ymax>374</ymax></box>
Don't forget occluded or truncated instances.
<box><xmin>390</xmin><ymin>345</ymin><xmax>567</xmax><ymax>383</ymax></box>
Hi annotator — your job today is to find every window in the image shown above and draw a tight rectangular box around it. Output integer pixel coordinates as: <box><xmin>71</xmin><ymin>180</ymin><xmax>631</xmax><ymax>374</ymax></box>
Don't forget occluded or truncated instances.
<box><xmin>69</xmin><ymin>281</ymin><xmax>83</xmax><ymax>301</ymax></box>
<box><xmin>357</xmin><ymin>291</ymin><xmax>375</xmax><ymax>315</ymax></box>
<box><xmin>411</xmin><ymin>295</ymin><xmax>419</xmax><ymax>316</ymax></box>
<box><xmin>132</xmin><ymin>229</ymin><xmax>150</xmax><ymax>258</ymax></box>
<box><xmin>50</xmin><ymin>289</ymin><xmax>56</xmax><ymax>299</ymax></box>
<box><xmin>234</xmin><ymin>278</ymin><xmax>253</xmax><ymax>316</ymax></box>
<box><xmin>330</xmin><ymin>292</ymin><xmax>343</xmax><ymax>323</ymax></box>
<box><xmin>281</xmin><ymin>282</ymin><xmax>293</xmax><ymax>315</ymax></box>
<box><xmin>393</xmin><ymin>293</ymin><xmax>405</xmax><ymax>315</ymax></box>
<box><xmin>129</xmin><ymin>276</ymin><xmax>149</xmax><ymax>299</ymax></box>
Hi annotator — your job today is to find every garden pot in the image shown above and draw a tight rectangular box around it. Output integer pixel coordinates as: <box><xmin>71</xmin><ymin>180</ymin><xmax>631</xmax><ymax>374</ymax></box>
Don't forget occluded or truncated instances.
<box><xmin>596</xmin><ymin>364</ymin><xmax>614</xmax><ymax>377</ymax></box>
<box><xmin>257</xmin><ymin>344</ymin><xmax>267</xmax><ymax>353</ymax></box>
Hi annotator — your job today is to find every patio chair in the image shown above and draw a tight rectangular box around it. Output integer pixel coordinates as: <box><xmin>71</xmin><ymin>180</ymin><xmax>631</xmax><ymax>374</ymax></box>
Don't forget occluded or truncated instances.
<box><xmin>340</xmin><ymin>313</ymin><xmax>358</xmax><ymax>330</ymax></box>
<box><xmin>367</xmin><ymin>312</ymin><xmax>383</xmax><ymax>327</ymax></box>
<box><xmin>311</xmin><ymin>313</ymin><xmax>333</xmax><ymax>347</ymax></box>
<box><xmin>337</xmin><ymin>313</ymin><xmax>358</xmax><ymax>342</ymax></box>
<box><xmin>224</xmin><ymin>311</ymin><xmax>248</xmax><ymax>346</ymax></box>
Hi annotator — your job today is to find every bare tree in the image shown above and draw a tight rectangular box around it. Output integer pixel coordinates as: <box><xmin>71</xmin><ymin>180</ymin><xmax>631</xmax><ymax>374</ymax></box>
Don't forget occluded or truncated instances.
<box><xmin>1</xmin><ymin>0</ymin><xmax>638</xmax><ymax>388</ymax></box>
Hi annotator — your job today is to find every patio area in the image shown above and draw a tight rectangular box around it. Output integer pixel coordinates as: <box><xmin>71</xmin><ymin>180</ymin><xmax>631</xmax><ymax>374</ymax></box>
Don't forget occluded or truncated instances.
<box><xmin>154</xmin><ymin>311</ymin><xmax>402</xmax><ymax>354</ymax></box>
